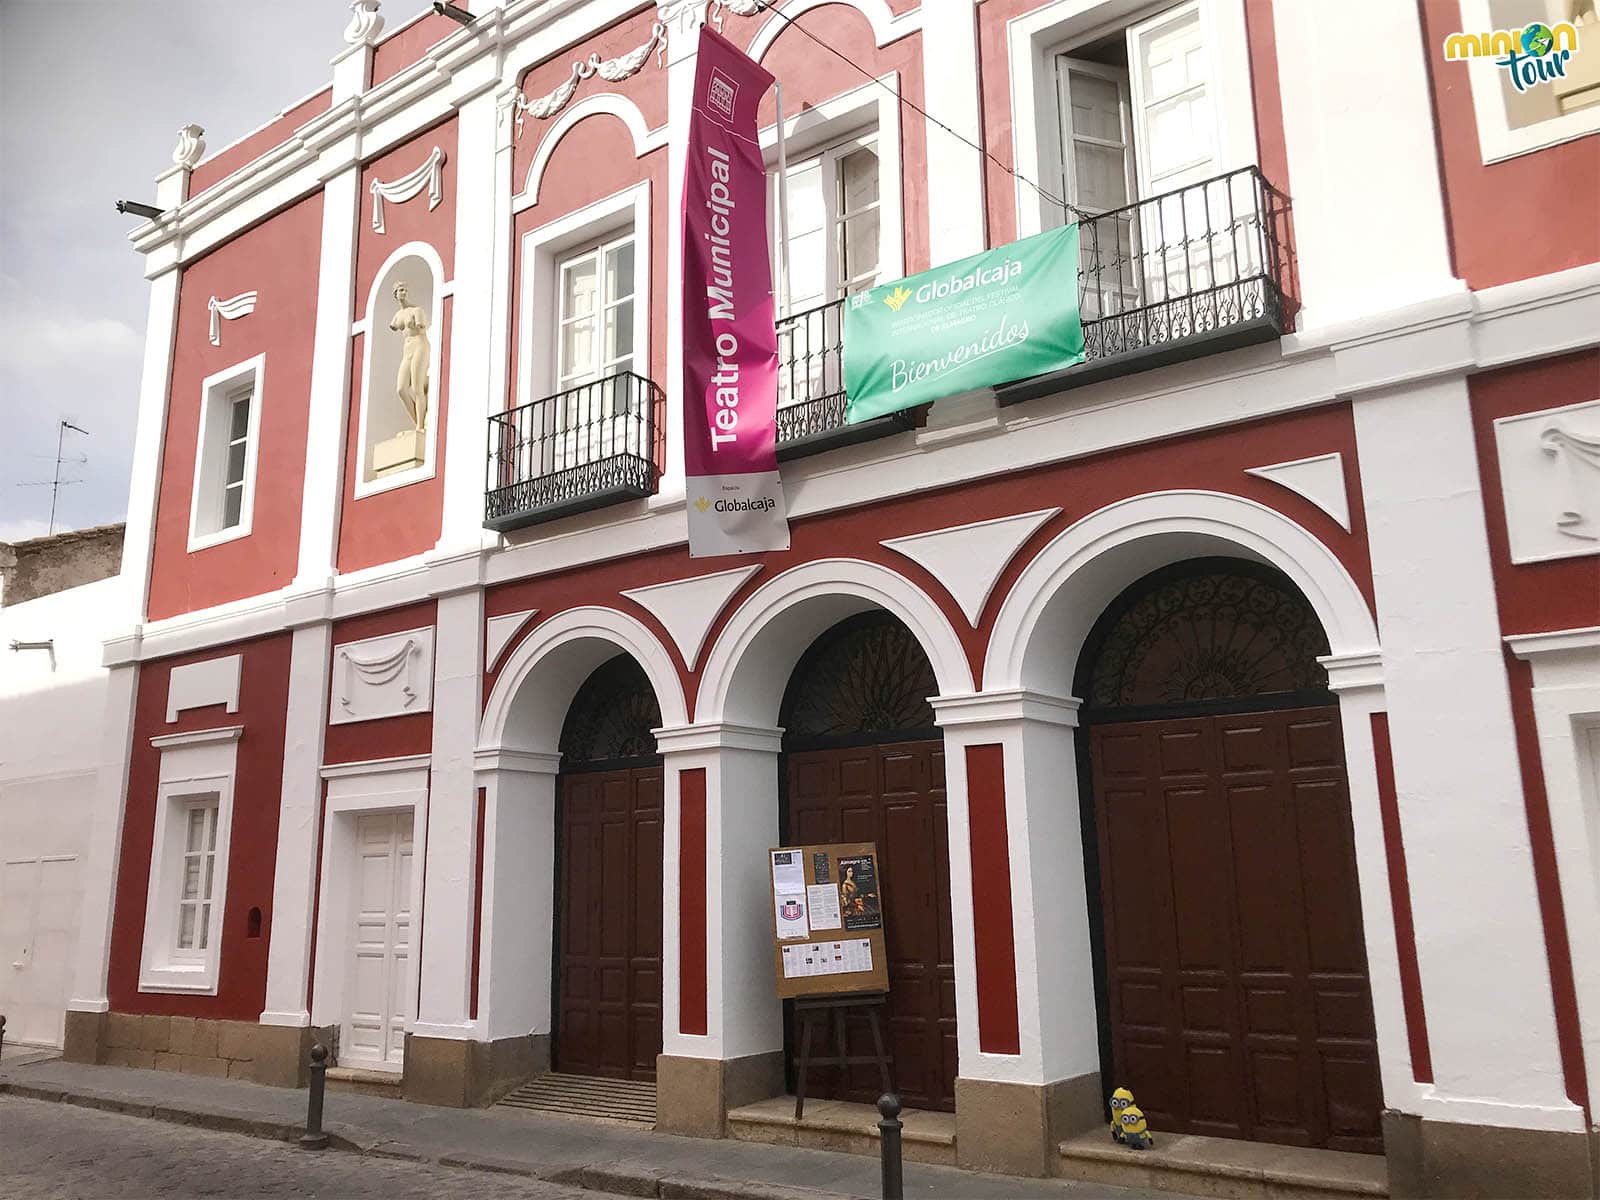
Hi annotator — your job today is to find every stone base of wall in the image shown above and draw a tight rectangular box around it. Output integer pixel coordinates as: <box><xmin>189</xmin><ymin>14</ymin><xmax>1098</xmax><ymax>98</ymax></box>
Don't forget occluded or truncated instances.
<box><xmin>655</xmin><ymin>1051</ymin><xmax>785</xmax><ymax>1138</ymax></box>
<box><xmin>1384</xmin><ymin>1110</ymin><xmax>1598</xmax><ymax>1199</ymax></box>
<box><xmin>400</xmin><ymin>1033</ymin><xmax>548</xmax><ymax>1107</ymax></box>
<box><xmin>955</xmin><ymin>1072</ymin><xmax>1102</xmax><ymax>1178</ymax></box>
<box><xmin>61</xmin><ymin>1011</ymin><xmax>333</xmax><ymax>1088</ymax></box>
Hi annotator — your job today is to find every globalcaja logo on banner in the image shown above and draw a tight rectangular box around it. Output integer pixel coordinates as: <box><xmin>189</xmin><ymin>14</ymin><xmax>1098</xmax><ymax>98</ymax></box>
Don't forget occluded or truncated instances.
<box><xmin>1443</xmin><ymin>19</ymin><xmax>1581</xmax><ymax>94</ymax></box>
<box><xmin>841</xmin><ymin>224</ymin><xmax>1086</xmax><ymax>423</ymax></box>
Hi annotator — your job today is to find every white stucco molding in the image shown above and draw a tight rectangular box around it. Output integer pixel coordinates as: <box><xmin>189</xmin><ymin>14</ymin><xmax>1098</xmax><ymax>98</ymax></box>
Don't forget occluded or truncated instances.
<box><xmin>1245</xmin><ymin>453</ymin><xmax>1352</xmax><ymax>533</ymax></box>
<box><xmin>478</xmin><ymin>605</ymin><xmax>688</xmax><ymax>753</ymax></box>
<box><xmin>1506</xmin><ymin>626</ymin><xmax>1600</xmax><ymax>665</ymax></box>
<box><xmin>697</xmin><ymin>557</ymin><xmax>973</xmax><ymax>728</ymax></box>
<box><xmin>930</xmin><ymin>688</ymin><xmax>1080</xmax><ymax>730</ymax></box>
<box><xmin>882</xmin><ymin>508</ymin><xmax>1059</xmax><ymax>627</ymax></box>
<box><xmin>319</xmin><ymin>753</ymin><xmax>433</xmax><ymax>780</ymax></box>
<box><xmin>149</xmin><ymin>724</ymin><xmax>245</xmax><ymax>750</ymax></box>
<box><xmin>515</xmin><ymin>92</ymin><xmax>667</xmax><ymax>209</ymax></box>
<box><xmin>984</xmin><ymin>489</ymin><xmax>1380</xmax><ymax>695</ymax></box>
<box><xmin>473</xmin><ymin>747</ymin><xmax>563</xmax><ymax>776</ymax></box>
<box><xmin>652</xmin><ymin>721</ymin><xmax>784</xmax><ymax>755</ymax></box>
<box><xmin>621</xmin><ymin>565</ymin><xmax>761</xmax><ymax>672</ymax></box>
<box><xmin>744</xmin><ymin>0</ymin><xmax>920</xmax><ymax>64</ymax></box>
<box><xmin>1320</xmin><ymin>649</ymin><xmax>1386</xmax><ymax>695</ymax></box>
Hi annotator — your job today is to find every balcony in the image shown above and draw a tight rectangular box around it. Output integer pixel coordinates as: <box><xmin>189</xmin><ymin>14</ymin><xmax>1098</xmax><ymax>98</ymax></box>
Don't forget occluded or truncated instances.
<box><xmin>774</xmin><ymin>299</ymin><xmax>920</xmax><ymax>461</ymax></box>
<box><xmin>997</xmin><ymin>166</ymin><xmax>1294</xmax><ymax>405</ymax></box>
<box><xmin>485</xmin><ymin>371</ymin><xmax>665</xmax><ymax>533</ymax></box>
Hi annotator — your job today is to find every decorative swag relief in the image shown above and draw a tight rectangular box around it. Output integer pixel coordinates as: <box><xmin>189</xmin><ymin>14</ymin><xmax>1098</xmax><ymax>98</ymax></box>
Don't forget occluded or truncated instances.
<box><xmin>207</xmin><ymin>291</ymin><xmax>257</xmax><ymax>347</ymax></box>
<box><xmin>370</xmin><ymin>146</ymin><xmax>447</xmax><ymax>234</ymax></box>
<box><xmin>1494</xmin><ymin>398</ymin><xmax>1600</xmax><ymax>563</ymax></box>
<box><xmin>509</xmin><ymin>0</ymin><xmax>764</xmax><ymax>136</ymax></box>
<box><xmin>330</xmin><ymin>627</ymin><xmax>435</xmax><ymax>725</ymax></box>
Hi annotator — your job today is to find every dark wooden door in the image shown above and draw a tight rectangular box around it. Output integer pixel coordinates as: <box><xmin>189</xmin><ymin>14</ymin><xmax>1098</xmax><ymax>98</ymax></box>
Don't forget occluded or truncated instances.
<box><xmin>555</xmin><ymin>765</ymin><xmax>663</xmax><ymax>1080</ymax></box>
<box><xmin>784</xmin><ymin>740</ymin><xmax>957</xmax><ymax>1112</ymax></box>
<box><xmin>1090</xmin><ymin>706</ymin><xmax>1382</xmax><ymax>1152</ymax></box>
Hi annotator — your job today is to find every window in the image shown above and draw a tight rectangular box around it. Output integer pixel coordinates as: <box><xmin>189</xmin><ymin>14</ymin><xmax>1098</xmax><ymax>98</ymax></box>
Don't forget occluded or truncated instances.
<box><xmin>188</xmin><ymin>355</ymin><xmax>264</xmax><ymax>551</ymax></box>
<box><xmin>556</xmin><ymin>233</ymin><xmax>637</xmax><ymax>388</ymax></box>
<box><xmin>773</xmin><ymin>135</ymin><xmax>883</xmax><ymax>316</ymax></box>
<box><xmin>139</xmin><ymin>726</ymin><xmax>240</xmax><ymax>995</ymax></box>
<box><xmin>173</xmin><ymin>799</ymin><xmax>219</xmax><ymax>958</ymax></box>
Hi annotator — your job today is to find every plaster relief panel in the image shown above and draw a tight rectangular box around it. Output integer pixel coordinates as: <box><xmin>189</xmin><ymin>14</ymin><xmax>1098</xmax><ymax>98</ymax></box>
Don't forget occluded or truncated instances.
<box><xmin>331</xmin><ymin>627</ymin><xmax>435</xmax><ymax>725</ymax></box>
<box><xmin>166</xmin><ymin>654</ymin><xmax>242</xmax><ymax>722</ymax></box>
<box><xmin>1495</xmin><ymin>398</ymin><xmax>1600</xmax><ymax>564</ymax></box>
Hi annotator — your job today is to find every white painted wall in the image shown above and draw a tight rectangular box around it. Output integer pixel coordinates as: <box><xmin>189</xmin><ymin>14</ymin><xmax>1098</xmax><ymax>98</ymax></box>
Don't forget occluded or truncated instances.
<box><xmin>0</xmin><ymin>573</ymin><xmax>127</xmax><ymax>1045</ymax></box>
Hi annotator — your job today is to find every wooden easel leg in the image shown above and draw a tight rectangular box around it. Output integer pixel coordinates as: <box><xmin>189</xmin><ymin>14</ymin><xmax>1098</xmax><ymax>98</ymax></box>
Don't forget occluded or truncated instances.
<box><xmin>867</xmin><ymin>1006</ymin><xmax>892</xmax><ymax>1097</ymax></box>
<box><xmin>795</xmin><ymin>1010</ymin><xmax>814</xmax><ymax>1121</ymax></box>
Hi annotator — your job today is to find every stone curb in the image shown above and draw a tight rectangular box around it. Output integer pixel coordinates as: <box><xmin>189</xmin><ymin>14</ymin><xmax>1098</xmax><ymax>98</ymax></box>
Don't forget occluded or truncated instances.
<box><xmin>0</xmin><ymin>1080</ymin><xmax>859</xmax><ymax>1200</ymax></box>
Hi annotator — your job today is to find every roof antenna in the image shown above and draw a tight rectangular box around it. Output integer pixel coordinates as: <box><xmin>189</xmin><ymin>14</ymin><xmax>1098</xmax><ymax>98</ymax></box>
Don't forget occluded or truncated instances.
<box><xmin>17</xmin><ymin>420</ymin><xmax>90</xmax><ymax>536</ymax></box>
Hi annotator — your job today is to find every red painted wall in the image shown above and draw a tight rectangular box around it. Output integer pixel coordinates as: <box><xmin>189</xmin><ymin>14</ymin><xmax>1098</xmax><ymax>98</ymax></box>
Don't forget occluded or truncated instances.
<box><xmin>336</xmin><ymin>119</ymin><xmax>459</xmax><ymax>574</ymax></box>
<box><xmin>978</xmin><ymin>0</ymin><xmax>1289</xmax><ymax>250</ymax></box>
<box><xmin>189</xmin><ymin>88</ymin><xmax>333</xmax><ymax>197</ymax></box>
<box><xmin>1469</xmin><ymin>350</ymin><xmax>1600</xmax><ymax>637</ymax></box>
<box><xmin>323</xmin><ymin>599</ymin><xmax>439</xmax><ymax>764</ymax></box>
<box><xmin>148</xmin><ymin>192</ymin><xmax>324</xmax><ymax>621</ymax></box>
<box><xmin>1370</xmin><ymin>713</ymin><xmax>1433</xmax><ymax>1083</ymax></box>
<box><xmin>965</xmin><ymin>743</ymin><xmax>1021</xmax><ymax>1055</ymax></box>
<box><xmin>108</xmin><ymin>634</ymin><xmax>293</xmax><ymax>1019</ymax></box>
<box><xmin>372</xmin><ymin>10</ymin><xmax>459</xmax><ymax>87</ymax></box>
<box><xmin>679</xmin><ymin>768</ymin><xmax>709</xmax><ymax>1036</ymax></box>
<box><xmin>487</xmin><ymin>402</ymin><xmax>1374</xmax><ymax>715</ymax></box>
<box><xmin>1418</xmin><ymin>0</ymin><xmax>1600</xmax><ymax>290</ymax></box>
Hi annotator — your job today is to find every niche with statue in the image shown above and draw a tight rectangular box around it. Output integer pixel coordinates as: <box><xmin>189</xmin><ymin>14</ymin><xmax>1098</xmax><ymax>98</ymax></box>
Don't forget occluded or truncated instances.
<box><xmin>358</xmin><ymin>246</ymin><xmax>443</xmax><ymax>491</ymax></box>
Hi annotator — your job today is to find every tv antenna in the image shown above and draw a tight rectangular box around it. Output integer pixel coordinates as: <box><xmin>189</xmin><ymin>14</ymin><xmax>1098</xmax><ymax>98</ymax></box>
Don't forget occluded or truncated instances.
<box><xmin>17</xmin><ymin>420</ymin><xmax>90</xmax><ymax>535</ymax></box>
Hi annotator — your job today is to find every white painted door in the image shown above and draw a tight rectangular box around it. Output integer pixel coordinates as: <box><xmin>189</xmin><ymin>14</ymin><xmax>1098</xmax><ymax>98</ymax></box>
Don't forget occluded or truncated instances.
<box><xmin>343</xmin><ymin>811</ymin><xmax>413</xmax><ymax>1069</ymax></box>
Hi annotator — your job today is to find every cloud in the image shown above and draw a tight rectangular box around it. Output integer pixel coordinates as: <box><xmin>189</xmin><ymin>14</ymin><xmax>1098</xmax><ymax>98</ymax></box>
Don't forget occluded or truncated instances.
<box><xmin>0</xmin><ymin>515</ymin><xmax>53</xmax><ymax>544</ymax></box>
<box><xmin>4</xmin><ymin>310</ymin><xmax>141</xmax><ymax>374</ymax></box>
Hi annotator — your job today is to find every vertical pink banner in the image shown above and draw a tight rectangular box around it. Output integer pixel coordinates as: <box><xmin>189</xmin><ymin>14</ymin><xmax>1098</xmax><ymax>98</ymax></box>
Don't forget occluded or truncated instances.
<box><xmin>681</xmin><ymin>27</ymin><xmax>790</xmax><ymax>557</ymax></box>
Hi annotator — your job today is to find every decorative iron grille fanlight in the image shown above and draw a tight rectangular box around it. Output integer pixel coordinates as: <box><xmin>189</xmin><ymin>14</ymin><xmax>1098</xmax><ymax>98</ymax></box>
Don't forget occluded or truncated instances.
<box><xmin>781</xmin><ymin>613</ymin><xmax>938</xmax><ymax>743</ymax></box>
<box><xmin>1084</xmin><ymin>563</ymin><xmax>1330</xmax><ymax>710</ymax></box>
<box><xmin>559</xmin><ymin>654</ymin><xmax>663</xmax><ymax>765</ymax></box>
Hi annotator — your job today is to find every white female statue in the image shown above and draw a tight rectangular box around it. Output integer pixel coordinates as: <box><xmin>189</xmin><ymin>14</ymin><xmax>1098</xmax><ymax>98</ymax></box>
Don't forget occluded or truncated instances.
<box><xmin>390</xmin><ymin>281</ymin><xmax>430</xmax><ymax>431</ymax></box>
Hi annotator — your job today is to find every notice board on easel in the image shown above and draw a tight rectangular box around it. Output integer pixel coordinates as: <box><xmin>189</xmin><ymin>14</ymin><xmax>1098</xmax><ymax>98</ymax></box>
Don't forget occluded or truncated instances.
<box><xmin>767</xmin><ymin>841</ymin><xmax>889</xmax><ymax>999</ymax></box>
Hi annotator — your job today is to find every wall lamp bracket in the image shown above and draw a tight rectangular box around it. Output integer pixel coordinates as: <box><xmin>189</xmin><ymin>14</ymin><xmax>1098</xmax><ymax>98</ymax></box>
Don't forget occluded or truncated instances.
<box><xmin>116</xmin><ymin>200</ymin><xmax>164</xmax><ymax>220</ymax></box>
<box><xmin>432</xmin><ymin>2</ymin><xmax>475</xmax><ymax>25</ymax></box>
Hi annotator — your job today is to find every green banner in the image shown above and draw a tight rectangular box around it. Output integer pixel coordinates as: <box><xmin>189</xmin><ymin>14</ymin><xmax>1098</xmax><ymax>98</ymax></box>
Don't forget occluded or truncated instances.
<box><xmin>843</xmin><ymin>224</ymin><xmax>1084</xmax><ymax>423</ymax></box>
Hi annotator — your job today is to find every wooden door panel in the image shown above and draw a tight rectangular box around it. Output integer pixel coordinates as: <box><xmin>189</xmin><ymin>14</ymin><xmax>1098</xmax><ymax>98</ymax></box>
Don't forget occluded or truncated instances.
<box><xmin>556</xmin><ymin>765</ymin><xmax>663</xmax><ymax>1081</ymax></box>
<box><xmin>1092</xmin><ymin>707</ymin><xmax>1381</xmax><ymax>1152</ymax></box>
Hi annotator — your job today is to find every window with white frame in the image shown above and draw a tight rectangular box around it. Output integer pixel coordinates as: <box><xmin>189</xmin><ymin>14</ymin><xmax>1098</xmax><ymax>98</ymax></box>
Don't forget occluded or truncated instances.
<box><xmin>188</xmin><ymin>356</ymin><xmax>264</xmax><ymax>551</ymax></box>
<box><xmin>556</xmin><ymin>232</ymin><xmax>637</xmax><ymax>389</ymax></box>
<box><xmin>139</xmin><ymin>727</ymin><xmax>239</xmax><ymax>994</ymax></box>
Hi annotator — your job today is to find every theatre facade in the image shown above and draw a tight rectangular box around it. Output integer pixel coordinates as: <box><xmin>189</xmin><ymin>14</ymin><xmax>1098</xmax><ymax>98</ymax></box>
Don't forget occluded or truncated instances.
<box><xmin>66</xmin><ymin>0</ymin><xmax>1600</xmax><ymax>1194</ymax></box>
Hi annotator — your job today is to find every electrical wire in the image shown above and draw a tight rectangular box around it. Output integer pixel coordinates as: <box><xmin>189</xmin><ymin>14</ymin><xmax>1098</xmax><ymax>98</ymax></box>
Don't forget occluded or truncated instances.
<box><xmin>731</xmin><ymin>0</ymin><xmax>1093</xmax><ymax>222</ymax></box>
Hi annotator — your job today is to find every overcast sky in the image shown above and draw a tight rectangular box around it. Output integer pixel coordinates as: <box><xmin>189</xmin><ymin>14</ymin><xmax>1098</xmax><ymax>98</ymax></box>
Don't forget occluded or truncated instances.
<box><xmin>0</xmin><ymin>0</ymin><xmax>389</xmax><ymax>542</ymax></box>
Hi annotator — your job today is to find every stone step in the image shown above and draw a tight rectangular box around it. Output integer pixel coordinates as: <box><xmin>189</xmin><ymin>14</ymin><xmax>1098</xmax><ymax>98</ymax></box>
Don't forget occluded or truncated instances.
<box><xmin>325</xmin><ymin>1065</ymin><xmax>403</xmax><ymax>1098</ymax></box>
<box><xmin>494</xmin><ymin>1072</ymin><xmax>657</xmax><ymax>1127</ymax></box>
<box><xmin>1057</xmin><ymin>1129</ymin><xmax>1388</xmax><ymax>1200</ymax></box>
<box><xmin>727</xmin><ymin>1096</ymin><xmax>957</xmax><ymax>1168</ymax></box>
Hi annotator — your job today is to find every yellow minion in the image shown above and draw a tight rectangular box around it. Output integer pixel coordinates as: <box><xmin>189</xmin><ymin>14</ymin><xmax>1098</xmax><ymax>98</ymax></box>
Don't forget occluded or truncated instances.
<box><xmin>1118</xmin><ymin>1104</ymin><xmax>1154</xmax><ymax>1151</ymax></box>
<box><xmin>1108</xmin><ymin>1087</ymin><xmax>1135</xmax><ymax>1143</ymax></box>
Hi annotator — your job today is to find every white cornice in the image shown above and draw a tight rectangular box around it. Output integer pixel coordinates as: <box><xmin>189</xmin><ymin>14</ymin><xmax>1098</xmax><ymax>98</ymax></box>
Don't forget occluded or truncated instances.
<box><xmin>320</xmin><ymin>753</ymin><xmax>432</xmax><ymax>779</ymax></box>
<box><xmin>1506</xmin><ymin>627</ymin><xmax>1600</xmax><ymax>661</ymax></box>
<box><xmin>150</xmin><ymin>724</ymin><xmax>245</xmax><ymax>749</ymax></box>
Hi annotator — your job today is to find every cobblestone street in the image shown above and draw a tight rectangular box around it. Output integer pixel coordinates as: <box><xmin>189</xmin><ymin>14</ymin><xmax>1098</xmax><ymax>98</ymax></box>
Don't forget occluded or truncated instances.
<box><xmin>0</xmin><ymin>1096</ymin><xmax>592</xmax><ymax>1200</ymax></box>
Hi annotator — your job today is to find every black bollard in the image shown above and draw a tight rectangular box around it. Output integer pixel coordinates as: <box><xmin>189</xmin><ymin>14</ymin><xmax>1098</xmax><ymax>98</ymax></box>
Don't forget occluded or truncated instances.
<box><xmin>877</xmin><ymin>1092</ymin><xmax>903</xmax><ymax>1200</ymax></box>
<box><xmin>299</xmin><ymin>1043</ymin><xmax>329</xmax><ymax>1150</ymax></box>
<box><xmin>1</xmin><ymin>1014</ymin><xmax>7</xmax><ymax>1060</ymax></box>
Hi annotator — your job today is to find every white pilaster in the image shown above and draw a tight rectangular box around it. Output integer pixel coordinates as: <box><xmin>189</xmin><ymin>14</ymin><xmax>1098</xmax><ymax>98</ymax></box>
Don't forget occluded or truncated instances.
<box><xmin>259</xmin><ymin>622</ymin><xmax>334</xmax><ymax>1026</ymax></box>
<box><xmin>1353</xmin><ymin>375</ymin><xmax>1581</xmax><ymax>1131</ymax></box>
<box><xmin>66</xmin><ymin>664</ymin><xmax>140</xmax><ymax>1013</ymax></box>
<box><xmin>659</xmin><ymin>6</ymin><xmax>702</xmax><ymax>503</ymax></box>
<box><xmin>933</xmin><ymin>691</ymin><xmax>1099</xmax><ymax>1086</ymax></box>
<box><xmin>657</xmin><ymin>722</ymin><xmax>784</xmax><ymax>1061</ymax></box>
<box><xmin>119</xmin><ymin>267</ymin><xmax>182</xmax><ymax>625</ymax></box>
<box><xmin>293</xmin><ymin>163</ymin><xmax>362</xmax><ymax>592</ymax></box>
<box><xmin>436</xmin><ymin>87</ymin><xmax>502</xmax><ymax>553</ymax></box>
<box><xmin>474</xmin><ymin>750</ymin><xmax>561</xmax><ymax>1040</ymax></box>
<box><xmin>1272</xmin><ymin>0</ymin><xmax>1459</xmax><ymax>328</ymax></box>
<box><xmin>918</xmin><ymin>0</ymin><xmax>986</xmax><ymax>263</ymax></box>
<box><xmin>413</xmin><ymin>586</ymin><xmax>484</xmax><ymax>1037</ymax></box>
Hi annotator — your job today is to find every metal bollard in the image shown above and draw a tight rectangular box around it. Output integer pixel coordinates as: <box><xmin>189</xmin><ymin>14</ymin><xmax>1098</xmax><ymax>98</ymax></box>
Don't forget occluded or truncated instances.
<box><xmin>1</xmin><ymin>1014</ymin><xmax>7</xmax><ymax>1060</ymax></box>
<box><xmin>299</xmin><ymin>1043</ymin><xmax>329</xmax><ymax>1150</ymax></box>
<box><xmin>877</xmin><ymin>1092</ymin><xmax>903</xmax><ymax>1200</ymax></box>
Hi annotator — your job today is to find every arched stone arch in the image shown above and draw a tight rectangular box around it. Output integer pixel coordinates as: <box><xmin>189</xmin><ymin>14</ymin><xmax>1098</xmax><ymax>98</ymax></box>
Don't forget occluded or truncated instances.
<box><xmin>744</xmin><ymin>0</ymin><xmax>917</xmax><ymax>65</ymax></box>
<box><xmin>696</xmin><ymin>557</ymin><xmax>972</xmax><ymax>728</ymax></box>
<box><xmin>478</xmin><ymin>605</ymin><xmax>687</xmax><ymax>755</ymax></box>
<box><xmin>984</xmin><ymin>490</ymin><xmax>1378</xmax><ymax>697</ymax></box>
<box><xmin>517</xmin><ymin>94</ymin><xmax>664</xmax><ymax>208</ymax></box>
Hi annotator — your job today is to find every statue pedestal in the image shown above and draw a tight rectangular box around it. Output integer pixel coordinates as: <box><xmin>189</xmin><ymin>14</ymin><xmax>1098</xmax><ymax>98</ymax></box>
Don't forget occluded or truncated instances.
<box><xmin>373</xmin><ymin>429</ymin><xmax>426</xmax><ymax>477</ymax></box>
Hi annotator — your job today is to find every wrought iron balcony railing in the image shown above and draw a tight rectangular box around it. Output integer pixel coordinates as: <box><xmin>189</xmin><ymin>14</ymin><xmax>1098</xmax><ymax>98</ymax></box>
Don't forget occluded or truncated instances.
<box><xmin>998</xmin><ymin>165</ymin><xmax>1295</xmax><ymax>405</ymax></box>
<box><xmin>774</xmin><ymin>297</ymin><xmax>920</xmax><ymax>460</ymax></box>
<box><xmin>485</xmin><ymin>371</ymin><xmax>665</xmax><ymax>532</ymax></box>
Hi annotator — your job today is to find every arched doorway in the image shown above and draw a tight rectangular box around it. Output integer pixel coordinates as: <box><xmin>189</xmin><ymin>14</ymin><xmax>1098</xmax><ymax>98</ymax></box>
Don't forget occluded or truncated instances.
<box><xmin>1077</xmin><ymin>558</ymin><xmax>1382</xmax><ymax>1152</ymax></box>
<box><xmin>779</xmin><ymin>612</ymin><xmax>956</xmax><ymax>1112</ymax></box>
<box><xmin>553</xmin><ymin>653</ymin><xmax>663</xmax><ymax>1081</ymax></box>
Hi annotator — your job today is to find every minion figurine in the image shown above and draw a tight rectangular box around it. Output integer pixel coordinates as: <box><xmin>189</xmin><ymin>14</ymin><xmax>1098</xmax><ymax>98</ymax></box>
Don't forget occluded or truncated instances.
<box><xmin>1118</xmin><ymin>1104</ymin><xmax>1154</xmax><ymax>1151</ymax></box>
<box><xmin>1108</xmin><ymin>1087</ymin><xmax>1135</xmax><ymax>1143</ymax></box>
